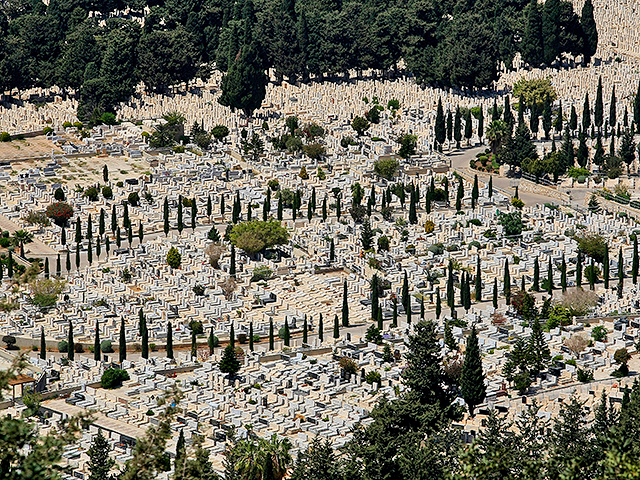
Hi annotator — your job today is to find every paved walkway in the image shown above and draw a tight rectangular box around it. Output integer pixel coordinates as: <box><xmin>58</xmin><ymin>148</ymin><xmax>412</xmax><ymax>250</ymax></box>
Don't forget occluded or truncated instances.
<box><xmin>0</xmin><ymin>214</ymin><xmax>59</xmax><ymax>258</ymax></box>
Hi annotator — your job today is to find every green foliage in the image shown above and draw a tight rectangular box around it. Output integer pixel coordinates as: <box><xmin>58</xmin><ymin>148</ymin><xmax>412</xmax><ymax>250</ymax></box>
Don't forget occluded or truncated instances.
<box><xmin>499</xmin><ymin>211</ymin><xmax>523</xmax><ymax>237</ymax></box>
<box><xmin>100</xmin><ymin>368</ymin><xmax>130</xmax><ymax>389</ymax></box>
<box><xmin>592</xmin><ymin>325</ymin><xmax>607</xmax><ymax>342</ymax></box>
<box><xmin>219</xmin><ymin>344</ymin><xmax>240</xmax><ymax>376</ymax></box>
<box><xmin>100</xmin><ymin>340</ymin><xmax>113</xmax><ymax>353</ymax></box>
<box><xmin>229</xmin><ymin>220</ymin><xmax>289</xmax><ymax>255</ymax></box>
<box><xmin>251</xmin><ymin>265</ymin><xmax>274</xmax><ymax>282</ymax></box>
<box><xmin>513</xmin><ymin>78</ymin><xmax>557</xmax><ymax>111</ymax></box>
<box><xmin>575</xmin><ymin>234</ymin><xmax>607</xmax><ymax>263</ymax></box>
<box><xmin>166</xmin><ymin>247</ymin><xmax>181</xmax><ymax>268</ymax></box>
<box><xmin>373</xmin><ymin>158</ymin><xmax>399</xmax><ymax>179</ymax></box>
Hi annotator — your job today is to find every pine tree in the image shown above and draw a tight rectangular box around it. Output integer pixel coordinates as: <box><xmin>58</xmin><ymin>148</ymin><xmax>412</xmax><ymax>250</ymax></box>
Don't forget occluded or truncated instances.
<box><xmin>528</xmin><ymin>317</ymin><xmax>551</xmax><ymax>374</ymax></box>
<box><xmin>503</xmin><ymin>258</ymin><xmax>511</xmax><ymax>305</ymax></box>
<box><xmin>603</xmin><ymin>243</ymin><xmax>610</xmax><ymax>289</ymax></box>
<box><xmin>119</xmin><ymin>317</ymin><xmax>126</xmax><ymax>362</ymax></box>
<box><xmin>87</xmin><ymin>431</ymin><xmax>115</xmax><ymax>480</ymax></box>
<box><xmin>533</xmin><ymin>257</ymin><xmax>540</xmax><ymax>292</ymax></box>
<box><xmin>167</xmin><ymin>321</ymin><xmax>174</xmax><ymax>359</ymax></box>
<box><xmin>333</xmin><ymin>315</ymin><xmax>339</xmax><ymax>339</ymax></box>
<box><xmin>40</xmin><ymin>327</ymin><xmax>46</xmax><ymax>361</ymax></box>
<box><xmin>342</xmin><ymin>280</ymin><xmax>349</xmax><ymax>327</ymax></box>
<box><xmin>460</xmin><ymin>326</ymin><xmax>486</xmax><ymax>417</ymax></box>
<box><xmin>94</xmin><ymin>321</ymin><xmax>100</xmax><ymax>362</ymax></box>
<box><xmin>561</xmin><ymin>254</ymin><xmax>567</xmax><ymax>293</ymax></box>
<box><xmin>595</xmin><ymin>76</ymin><xmax>604</xmax><ymax>128</ymax></box>
<box><xmin>269</xmin><ymin>319</ymin><xmax>275</xmax><ymax>350</ymax></box>
<box><xmin>68</xmin><ymin>319</ymin><xmax>75</xmax><ymax>361</ymax></box>
<box><xmin>219</xmin><ymin>345</ymin><xmax>240</xmax><ymax>377</ymax></box>
<box><xmin>318</xmin><ymin>314</ymin><xmax>324</xmax><ymax>343</ymax></box>
<box><xmin>140</xmin><ymin>309</ymin><xmax>149</xmax><ymax>360</ymax></box>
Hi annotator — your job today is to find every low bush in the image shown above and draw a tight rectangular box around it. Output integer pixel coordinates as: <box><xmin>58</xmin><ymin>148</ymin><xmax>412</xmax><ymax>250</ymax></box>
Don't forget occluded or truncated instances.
<box><xmin>58</xmin><ymin>340</ymin><xmax>69</xmax><ymax>353</ymax></box>
<box><xmin>100</xmin><ymin>368</ymin><xmax>130</xmax><ymax>389</ymax></box>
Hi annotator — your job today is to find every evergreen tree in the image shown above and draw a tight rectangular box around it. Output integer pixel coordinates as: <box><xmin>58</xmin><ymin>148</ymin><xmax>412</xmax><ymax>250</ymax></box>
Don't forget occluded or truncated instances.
<box><xmin>61</xmin><ymin>227</ymin><xmax>66</xmax><ymax>246</ymax></box>
<box><xmin>219</xmin><ymin>345</ymin><xmax>240</xmax><ymax>376</ymax></box>
<box><xmin>7</xmin><ymin>251</ymin><xmax>12</xmax><ymax>278</ymax></box>
<box><xmin>635</xmin><ymin>81</ymin><xmax>640</xmax><ymax>133</ymax></box>
<box><xmin>140</xmin><ymin>309</ymin><xmax>149</xmax><ymax>360</ymax></box>
<box><xmin>444</xmin><ymin>321</ymin><xmax>456</xmax><ymax>351</ymax></box>
<box><xmin>191</xmin><ymin>198</ymin><xmax>197</xmax><ymax>231</ymax></box>
<box><xmin>406</xmin><ymin>295</ymin><xmax>412</xmax><ymax>325</ymax></box>
<box><xmin>392</xmin><ymin>298</ymin><xmax>399</xmax><ymax>327</ymax></box>
<box><xmin>230</xmin><ymin>245</ymin><xmax>236</xmax><ymax>276</ymax></box>
<box><xmin>190</xmin><ymin>330</ymin><xmax>197</xmax><ymax>358</ymax></box>
<box><xmin>577</xmin><ymin>129</ymin><xmax>588</xmax><ymax>168</ymax></box>
<box><xmin>333</xmin><ymin>314</ymin><xmax>339</xmax><ymax>339</ymax></box>
<box><xmin>478</xmin><ymin>105</ymin><xmax>484</xmax><ymax>143</ymax></box>
<box><xmin>361</xmin><ymin>218</ymin><xmax>373</xmax><ymax>250</ymax></box>
<box><xmin>175</xmin><ymin>429</ymin><xmax>185</xmax><ymax>464</ymax></box>
<box><xmin>582</xmin><ymin>92</ymin><xmax>591</xmax><ymax>131</ymax></box>
<box><xmin>503</xmin><ymin>258</ymin><xmax>511</xmax><ymax>305</ymax></box>
<box><xmin>218</xmin><ymin>42</ymin><xmax>267</xmax><ymax>117</ymax></box>
<box><xmin>471</xmin><ymin>175</ymin><xmax>479</xmax><ymax>209</ymax></box>
<box><xmin>111</xmin><ymin>205</ymin><xmax>117</xmax><ymax>235</ymax></box>
<box><xmin>454</xmin><ymin>107</ymin><xmax>462</xmax><ymax>148</ymax></box>
<box><xmin>435</xmin><ymin>98</ymin><xmax>446</xmax><ymax>146</ymax></box>
<box><xmin>561</xmin><ymin>254</ymin><xmax>567</xmax><ymax>293</ymax></box>
<box><xmin>595</xmin><ymin>76</ymin><xmax>604</xmax><ymax>128</ymax></box>
<box><xmin>163</xmin><ymin>197</ymin><xmax>169</xmax><ymax>236</ymax></box>
<box><xmin>207</xmin><ymin>195</ymin><xmax>212</xmax><ymax>217</ymax></box>
<box><xmin>464</xmin><ymin>108</ymin><xmax>473</xmax><ymax>144</ymax></box>
<box><xmin>377</xmin><ymin>306</ymin><xmax>383</xmax><ymax>331</ymax></box>
<box><xmin>94</xmin><ymin>321</ymin><xmax>100</xmax><ymax>362</ymax></box>
<box><xmin>446</xmin><ymin>110</ymin><xmax>453</xmax><ymax>146</ymax></box>
<box><xmin>618</xmin><ymin>247</ymin><xmax>624</xmax><ymax>298</ymax></box>
<box><xmin>44</xmin><ymin>258</ymin><xmax>50</xmax><ymax>278</ymax></box>
<box><xmin>581</xmin><ymin>0</ymin><xmax>598</xmax><ymax>64</ymax></box>
<box><xmin>576</xmin><ymin>250</ymin><xmax>583</xmax><ymax>289</ymax></box>
<box><xmin>66</xmin><ymin>250</ymin><xmax>71</xmax><ymax>273</ymax></box>
<box><xmin>40</xmin><ymin>327</ymin><xmax>46</xmax><ymax>361</ymax></box>
<box><xmin>402</xmin><ymin>270</ymin><xmax>409</xmax><ymax>310</ymax></box>
<box><xmin>329</xmin><ymin>238</ymin><xmax>335</xmax><ymax>262</ymax></box>
<box><xmin>68</xmin><ymin>319</ymin><xmax>75</xmax><ymax>361</ymax></box>
<box><xmin>492</xmin><ymin>277</ymin><xmax>498</xmax><ymax>309</ymax></box>
<box><xmin>475</xmin><ymin>255</ymin><xmax>482</xmax><ymax>302</ymax></box>
<box><xmin>503</xmin><ymin>96</ymin><xmax>514</xmax><ymax>131</ymax></box>
<box><xmin>371</xmin><ymin>274</ymin><xmax>379</xmax><ymax>321</ymax></box>
<box><xmin>447</xmin><ymin>261</ymin><xmax>455</xmax><ymax>310</ymax></box>
<box><xmin>435</xmin><ymin>288</ymin><xmax>441</xmax><ymax>319</ymax></box>
<box><xmin>604</xmin><ymin>243</ymin><xmax>610</xmax><ymax>289</ymax></box>
<box><xmin>542</xmin><ymin>99</ymin><xmax>552</xmax><ymax>139</ymax></box>
<box><xmin>230</xmin><ymin>323</ymin><xmax>235</xmax><ymax>349</ymax></box>
<box><xmin>456</xmin><ymin>179</ymin><xmax>464</xmax><ymax>211</ymax></box>
<box><xmin>207</xmin><ymin>326</ymin><xmax>215</xmax><ymax>356</ymax></box>
<box><xmin>408</xmin><ymin>187</ymin><xmax>417</xmax><ymax>224</ymax></box>
<box><xmin>322</xmin><ymin>196</ymin><xmax>327</xmax><ymax>221</ymax></box>
<box><xmin>342</xmin><ymin>280</ymin><xmax>349</xmax><ymax>327</ymax></box>
<box><xmin>277</xmin><ymin>196</ymin><xmax>283</xmax><ymax>221</ymax></box>
<box><xmin>542</xmin><ymin>0</ymin><xmax>561</xmax><ymax>65</ymax></box>
<box><xmin>269</xmin><ymin>319</ymin><xmax>275</xmax><ymax>350</ymax></box>
<box><xmin>119</xmin><ymin>317</ymin><xmax>127</xmax><ymax>363</ymax></box>
<box><xmin>528</xmin><ymin>317</ymin><xmax>551</xmax><ymax>375</ymax></box>
<box><xmin>488</xmin><ymin>176</ymin><xmax>493</xmax><ymax>198</ymax></box>
<box><xmin>87</xmin><ymin>431</ymin><xmax>115</xmax><ymax>480</ymax></box>
<box><xmin>167</xmin><ymin>321</ymin><xmax>173</xmax><ymax>359</ymax></box>
<box><xmin>177</xmin><ymin>195</ymin><xmax>184</xmax><ymax>232</ymax></box>
<box><xmin>548</xmin><ymin>256</ymin><xmax>554</xmax><ymax>295</ymax></box>
<box><xmin>633</xmin><ymin>237</ymin><xmax>638</xmax><ymax>284</ymax></box>
<box><xmin>75</xmin><ymin>218</ymin><xmax>82</xmax><ymax>244</ymax></box>
<box><xmin>533</xmin><ymin>257</ymin><xmax>540</xmax><ymax>291</ymax></box>
<box><xmin>318</xmin><ymin>314</ymin><xmax>323</xmax><ymax>343</ymax></box>
<box><xmin>301</xmin><ymin>318</ymin><xmax>306</xmax><ymax>345</ymax></box>
<box><xmin>555</xmin><ymin>100</ymin><xmax>563</xmax><ymax>133</ymax></box>
<box><xmin>123</xmin><ymin>203</ymin><xmax>130</xmax><ymax>230</ymax></box>
<box><xmin>522</xmin><ymin>0</ymin><xmax>543</xmax><ymax>66</ymax></box>
<box><xmin>491</xmin><ymin>98</ymin><xmax>500</xmax><ymax>121</ymax></box>
<box><xmin>570</xmin><ymin>105</ymin><xmax>578</xmax><ymax>132</ymax></box>
<box><xmin>460</xmin><ymin>326</ymin><xmax>486</xmax><ymax>417</ymax></box>
<box><xmin>96</xmin><ymin>237</ymin><xmax>101</xmax><ymax>259</ymax></box>
<box><xmin>220</xmin><ymin>194</ymin><xmax>226</xmax><ymax>217</ymax></box>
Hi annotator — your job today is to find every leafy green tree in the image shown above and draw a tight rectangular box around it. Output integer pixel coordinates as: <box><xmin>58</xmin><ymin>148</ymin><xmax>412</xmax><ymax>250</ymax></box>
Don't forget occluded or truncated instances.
<box><xmin>351</xmin><ymin>116</ymin><xmax>370</xmax><ymax>137</ymax></box>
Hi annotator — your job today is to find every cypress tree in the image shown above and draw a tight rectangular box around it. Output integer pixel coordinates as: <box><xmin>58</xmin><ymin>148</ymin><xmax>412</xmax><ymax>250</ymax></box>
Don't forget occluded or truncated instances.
<box><xmin>138</xmin><ymin>221</ymin><xmax>144</xmax><ymax>245</ymax></box>
<box><xmin>522</xmin><ymin>0</ymin><xmax>543</xmax><ymax>66</ymax></box>
<box><xmin>478</xmin><ymin>105</ymin><xmax>484</xmax><ymax>142</ymax></box>
<box><xmin>68</xmin><ymin>319</ymin><xmax>75</xmax><ymax>361</ymax></box>
<box><xmin>456</xmin><ymin>179</ymin><xmax>464</xmax><ymax>211</ymax></box>
<box><xmin>555</xmin><ymin>100</ymin><xmax>563</xmax><ymax>133</ymax></box>
<box><xmin>269</xmin><ymin>319</ymin><xmax>274</xmax><ymax>350</ymax></box>
<box><xmin>0</xmin><ymin>262</ymin><xmax>3</xmax><ymax>282</ymax></box>
<box><xmin>561</xmin><ymin>254</ymin><xmax>567</xmax><ymax>293</ymax></box>
<box><xmin>633</xmin><ymin>237</ymin><xmax>638</xmax><ymax>284</ymax></box>
<box><xmin>247</xmin><ymin>202</ymin><xmax>252</xmax><ymax>221</ymax></box>
<box><xmin>333</xmin><ymin>315</ymin><xmax>339</xmax><ymax>339</ymax></box>
<box><xmin>444</xmin><ymin>321</ymin><xmax>456</xmax><ymax>351</ymax></box>
<box><xmin>464</xmin><ymin>108</ymin><xmax>472</xmax><ymax>144</ymax></box>
<box><xmin>176</xmin><ymin>430</ymin><xmax>185</xmax><ymax>464</ymax></box>
<box><xmin>464</xmin><ymin>275</ymin><xmax>471</xmax><ymax>311</ymax></box>
<box><xmin>40</xmin><ymin>327</ymin><xmax>46</xmax><ymax>360</ymax></box>
<box><xmin>94</xmin><ymin>320</ymin><xmax>100</xmax><ymax>362</ymax></box>
<box><xmin>207</xmin><ymin>326</ymin><xmax>215</xmax><ymax>355</ymax></box>
<box><xmin>207</xmin><ymin>195</ymin><xmax>212</xmax><ymax>217</ymax></box>
<box><xmin>177</xmin><ymin>195</ymin><xmax>184</xmax><ymax>233</ymax></box>
<box><xmin>409</xmin><ymin>187</ymin><xmax>417</xmax><ymax>223</ymax></box>
<box><xmin>492</xmin><ymin>98</ymin><xmax>499</xmax><ymax>121</ymax></box>
<box><xmin>87</xmin><ymin>238</ymin><xmax>92</xmax><ymax>265</ymax></box>
<box><xmin>595</xmin><ymin>76</ymin><xmax>604</xmax><ymax>128</ymax></box>
<box><xmin>123</xmin><ymin>203</ymin><xmax>130</xmax><ymax>230</ymax></box>
<box><xmin>249</xmin><ymin>322</ymin><xmax>254</xmax><ymax>351</ymax></box>
<box><xmin>65</xmin><ymin>250</ymin><xmax>71</xmax><ymax>273</ymax></box>
<box><xmin>342</xmin><ymin>280</ymin><xmax>349</xmax><ymax>327</ymax></box>
<box><xmin>163</xmin><ymin>197</ymin><xmax>169</xmax><ymax>236</ymax></box>
<box><xmin>263</xmin><ymin>189</ymin><xmax>271</xmax><ymax>221</ymax></box>
<box><xmin>55</xmin><ymin>253</ymin><xmax>61</xmax><ymax>277</ymax></box>
<box><xmin>44</xmin><ymin>257</ymin><xmax>50</xmax><ymax>278</ymax></box>
<box><xmin>392</xmin><ymin>299</ymin><xmax>399</xmax><ymax>327</ymax></box>
<box><xmin>318</xmin><ymin>314</ymin><xmax>324</xmax><ymax>343</ymax></box>
<box><xmin>75</xmin><ymin>244</ymin><xmax>80</xmax><ymax>270</ymax></box>
<box><xmin>307</xmin><ymin>201</ymin><xmax>312</xmax><ymax>221</ymax></box>
<box><xmin>618</xmin><ymin>247</ymin><xmax>624</xmax><ymax>298</ymax></box>
<box><xmin>635</xmin><ymin>81</ymin><xmax>640</xmax><ymax>133</ymax></box>
<box><xmin>191</xmin><ymin>199</ymin><xmax>197</xmax><ymax>230</ymax></box>
<box><xmin>503</xmin><ymin>258</ymin><xmax>511</xmax><ymax>305</ymax></box>
<box><xmin>533</xmin><ymin>257</ymin><xmax>540</xmax><ymax>291</ymax></box>
<box><xmin>167</xmin><ymin>321</ymin><xmax>174</xmax><ymax>358</ymax></box>
<box><xmin>61</xmin><ymin>227</ymin><xmax>66</xmax><ymax>246</ymax></box>
<box><xmin>220</xmin><ymin>194</ymin><xmax>226</xmax><ymax>216</ymax></box>
<box><xmin>87</xmin><ymin>214</ymin><xmax>93</xmax><ymax>240</ymax></box>
<box><xmin>475</xmin><ymin>255</ymin><xmax>482</xmax><ymax>302</ymax></box>
<box><xmin>277</xmin><ymin>195</ymin><xmax>283</xmax><ymax>221</ymax></box>
<box><xmin>302</xmin><ymin>318</ymin><xmax>307</xmax><ymax>345</ymax></box>
<box><xmin>583</xmin><ymin>92</ymin><xmax>591</xmax><ymax>131</ymax></box>
<box><xmin>547</xmin><ymin>257</ymin><xmax>554</xmax><ymax>295</ymax></box>
<box><xmin>402</xmin><ymin>270</ymin><xmax>409</xmax><ymax>310</ymax></box>
<box><xmin>116</xmin><ymin>318</ymin><xmax>125</xmax><ymax>362</ymax></box>
<box><xmin>460</xmin><ymin>272</ymin><xmax>466</xmax><ymax>308</ymax></box>
<box><xmin>191</xmin><ymin>330</ymin><xmax>197</xmax><ymax>358</ymax></box>
<box><xmin>116</xmin><ymin>227</ymin><xmax>121</xmax><ymax>248</ymax></box>
<box><xmin>581</xmin><ymin>0</ymin><xmax>598</xmax><ymax>64</ymax></box>
<box><xmin>377</xmin><ymin>306</ymin><xmax>383</xmax><ymax>331</ymax></box>
<box><xmin>576</xmin><ymin>250</ymin><xmax>583</xmax><ymax>288</ymax></box>
<box><xmin>322</xmin><ymin>196</ymin><xmax>327</xmax><ymax>221</ymax></box>
<box><xmin>336</xmin><ymin>196</ymin><xmax>341</xmax><ymax>219</ymax></box>
<box><xmin>471</xmin><ymin>175</ymin><xmax>479</xmax><ymax>209</ymax></box>
<box><xmin>111</xmin><ymin>205</ymin><xmax>117</xmax><ymax>234</ymax></box>
<box><xmin>447</xmin><ymin>110</ymin><xmax>453</xmax><ymax>145</ymax></box>
<box><xmin>577</xmin><ymin>129</ymin><xmax>588</xmax><ymax>168</ymax></box>
<box><xmin>140</xmin><ymin>309</ymin><xmax>148</xmax><ymax>360</ymax></box>
<box><xmin>604</xmin><ymin>243</ymin><xmax>610</xmax><ymax>289</ymax></box>
<box><xmin>435</xmin><ymin>97</ymin><xmax>446</xmax><ymax>145</ymax></box>
<box><xmin>460</xmin><ymin>326</ymin><xmax>486</xmax><ymax>417</ymax></box>
<box><xmin>570</xmin><ymin>105</ymin><xmax>578</xmax><ymax>132</ymax></box>
<box><xmin>504</xmin><ymin>96</ymin><xmax>514</xmax><ymax>130</ymax></box>
<box><xmin>454</xmin><ymin>107</ymin><xmax>462</xmax><ymax>148</ymax></box>
<box><xmin>543</xmin><ymin>99</ymin><xmax>552</xmax><ymax>139</ymax></box>
<box><xmin>99</xmin><ymin>208</ymin><xmax>105</xmax><ymax>236</ymax></box>
<box><xmin>488</xmin><ymin>176</ymin><xmax>493</xmax><ymax>198</ymax></box>
<box><xmin>312</xmin><ymin>186</ymin><xmax>317</xmax><ymax>211</ymax></box>
<box><xmin>447</xmin><ymin>261</ymin><xmax>455</xmax><ymax>309</ymax></box>
<box><xmin>329</xmin><ymin>238</ymin><xmax>335</xmax><ymax>262</ymax></box>
<box><xmin>230</xmin><ymin>323</ymin><xmax>235</xmax><ymax>349</ymax></box>
<box><xmin>75</xmin><ymin>218</ymin><xmax>82</xmax><ymax>244</ymax></box>
<box><xmin>610</xmin><ymin>86</ymin><xmax>617</xmax><ymax>128</ymax></box>
<box><xmin>105</xmin><ymin>236</ymin><xmax>110</xmax><ymax>257</ymax></box>
<box><xmin>406</xmin><ymin>295</ymin><xmax>412</xmax><ymax>325</ymax></box>
<box><xmin>371</xmin><ymin>274</ymin><xmax>379</xmax><ymax>321</ymax></box>
<box><xmin>7</xmin><ymin>250</ymin><xmax>12</xmax><ymax>278</ymax></box>
<box><xmin>435</xmin><ymin>288</ymin><xmax>442</xmax><ymax>319</ymax></box>
<box><xmin>96</xmin><ymin>236</ymin><xmax>101</xmax><ymax>259</ymax></box>
<box><xmin>488</xmin><ymin>278</ymin><xmax>496</xmax><ymax>311</ymax></box>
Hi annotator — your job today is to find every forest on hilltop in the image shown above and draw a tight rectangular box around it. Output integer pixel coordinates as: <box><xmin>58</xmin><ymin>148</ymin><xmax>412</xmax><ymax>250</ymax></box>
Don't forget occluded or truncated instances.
<box><xmin>0</xmin><ymin>0</ymin><xmax>596</xmax><ymax>119</ymax></box>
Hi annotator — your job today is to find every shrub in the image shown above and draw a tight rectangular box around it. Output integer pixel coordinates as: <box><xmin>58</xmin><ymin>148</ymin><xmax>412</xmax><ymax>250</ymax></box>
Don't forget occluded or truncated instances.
<box><xmin>251</xmin><ymin>265</ymin><xmax>273</xmax><ymax>282</ymax></box>
<box><xmin>424</xmin><ymin>220</ymin><xmax>435</xmax><ymax>234</ymax></box>
<box><xmin>74</xmin><ymin>343</ymin><xmax>84</xmax><ymax>353</ymax></box>
<box><xmin>46</xmin><ymin>202</ymin><xmax>74</xmax><ymax>226</ymax></box>
<box><xmin>193</xmin><ymin>284</ymin><xmax>206</xmax><ymax>296</ymax></box>
<box><xmin>511</xmin><ymin>198</ymin><xmax>524</xmax><ymax>209</ymax></box>
<box><xmin>2</xmin><ymin>335</ymin><xmax>17</xmax><ymax>349</ymax></box>
<box><xmin>365</xmin><ymin>325</ymin><xmax>382</xmax><ymax>344</ymax></box>
<box><xmin>100</xmin><ymin>112</ymin><xmax>117</xmax><ymax>125</ymax></box>
<box><xmin>84</xmin><ymin>186</ymin><xmax>99</xmax><ymax>201</ymax></box>
<box><xmin>0</xmin><ymin>238</ymin><xmax>10</xmax><ymax>248</ymax></box>
<box><xmin>100</xmin><ymin>340</ymin><xmax>113</xmax><ymax>353</ymax></box>
<box><xmin>576</xmin><ymin>368</ymin><xmax>594</xmax><ymax>383</ymax></box>
<box><xmin>591</xmin><ymin>325</ymin><xmax>607</xmax><ymax>342</ymax></box>
<box><xmin>63</xmin><ymin>121</ymin><xmax>72</xmax><ymax>128</ymax></box>
<box><xmin>100</xmin><ymin>368</ymin><xmax>130</xmax><ymax>389</ymax></box>
<box><xmin>365</xmin><ymin>370</ymin><xmax>382</xmax><ymax>384</ymax></box>
<box><xmin>128</xmin><ymin>192</ymin><xmax>140</xmax><ymax>206</ymax></box>
<box><xmin>339</xmin><ymin>357</ymin><xmax>359</xmax><ymax>374</ymax></box>
<box><xmin>116</xmin><ymin>181</ymin><xmax>124</xmax><ymax>188</ymax></box>
<box><xmin>54</xmin><ymin>188</ymin><xmax>65</xmax><ymax>201</ymax></box>
<box><xmin>102</xmin><ymin>186</ymin><xmax>113</xmax><ymax>199</ymax></box>
<box><xmin>43</xmin><ymin>127</ymin><xmax>53</xmax><ymax>135</ymax></box>
<box><xmin>373</xmin><ymin>158</ymin><xmax>399</xmax><ymax>179</ymax></box>
<box><xmin>267</xmin><ymin>179</ymin><xmax>280</xmax><ymax>191</ymax></box>
<box><xmin>0</xmin><ymin>132</ymin><xmax>10</xmax><ymax>142</ymax></box>
<box><xmin>58</xmin><ymin>340</ymin><xmax>69</xmax><ymax>353</ymax></box>
<box><xmin>189</xmin><ymin>320</ymin><xmax>204</xmax><ymax>335</ymax></box>
<box><xmin>167</xmin><ymin>247</ymin><xmax>181</xmax><ymax>268</ymax></box>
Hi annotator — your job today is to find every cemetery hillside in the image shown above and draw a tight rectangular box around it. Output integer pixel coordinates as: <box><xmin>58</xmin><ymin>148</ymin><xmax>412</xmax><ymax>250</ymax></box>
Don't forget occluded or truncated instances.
<box><xmin>6</xmin><ymin>0</ymin><xmax>640</xmax><ymax>478</ymax></box>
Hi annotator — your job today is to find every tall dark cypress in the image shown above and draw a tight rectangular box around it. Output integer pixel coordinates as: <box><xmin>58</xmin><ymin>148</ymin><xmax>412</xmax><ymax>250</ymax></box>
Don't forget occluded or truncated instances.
<box><xmin>618</xmin><ymin>247</ymin><xmax>624</xmax><ymax>298</ymax></box>
<box><xmin>633</xmin><ymin>237</ymin><xmax>638</xmax><ymax>284</ymax></box>
<box><xmin>230</xmin><ymin>323</ymin><xmax>235</xmax><ymax>349</ymax></box>
<box><xmin>177</xmin><ymin>195</ymin><xmax>184</xmax><ymax>233</ymax></box>
<box><xmin>318</xmin><ymin>314</ymin><xmax>324</xmax><ymax>343</ymax></box>
<box><xmin>406</xmin><ymin>295</ymin><xmax>412</xmax><ymax>325</ymax></box>
<box><xmin>447</xmin><ymin>261</ymin><xmax>454</xmax><ymax>309</ymax></box>
<box><xmin>167</xmin><ymin>321</ymin><xmax>174</xmax><ymax>359</ymax></box>
<box><xmin>40</xmin><ymin>327</ymin><xmax>46</xmax><ymax>360</ymax></box>
<box><xmin>44</xmin><ymin>258</ymin><xmax>50</xmax><ymax>278</ymax></box>
<box><xmin>460</xmin><ymin>326</ymin><xmax>486</xmax><ymax>417</ymax></box>
<box><xmin>333</xmin><ymin>315</ymin><xmax>339</xmax><ymax>339</ymax></box>
<box><xmin>120</xmin><ymin>317</ymin><xmax>128</xmax><ymax>362</ymax></box>
<box><xmin>230</xmin><ymin>245</ymin><xmax>236</xmax><ymax>276</ymax></box>
<box><xmin>269</xmin><ymin>319</ymin><xmax>275</xmax><ymax>350</ymax></box>
<box><xmin>435</xmin><ymin>288</ymin><xmax>441</xmax><ymax>320</ymax></box>
<box><xmin>402</xmin><ymin>270</ymin><xmax>409</xmax><ymax>310</ymax></box>
<box><xmin>191</xmin><ymin>330</ymin><xmax>197</xmax><ymax>358</ymax></box>
<box><xmin>301</xmin><ymin>318</ymin><xmax>307</xmax><ymax>345</ymax></box>
<box><xmin>471</xmin><ymin>175</ymin><xmax>479</xmax><ymax>209</ymax></box>
<box><xmin>595</xmin><ymin>76</ymin><xmax>604</xmax><ymax>128</ymax></box>
<box><xmin>503</xmin><ymin>258</ymin><xmax>511</xmax><ymax>305</ymax></box>
<box><xmin>576</xmin><ymin>250</ymin><xmax>583</xmax><ymax>288</ymax></box>
<box><xmin>163</xmin><ymin>197</ymin><xmax>169</xmax><ymax>236</ymax></box>
<box><xmin>488</xmin><ymin>176</ymin><xmax>493</xmax><ymax>198</ymax></box>
<box><xmin>392</xmin><ymin>299</ymin><xmax>399</xmax><ymax>327</ymax></box>
<box><xmin>475</xmin><ymin>255</ymin><xmax>484</xmax><ymax>303</ymax></box>
<box><xmin>56</xmin><ymin>253</ymin><xmax>61</xmax><ymax>277</ymax></box>
<box><xmin>342</xmin><ymin>280</ymin><xmax>349</xmax><ymax>327</ymax></box>
<box><xmin>435</xmin><ymin>98</ymin><xmax>446</xmax><ymax>146</ymax></box>
<box><xmin>583</xmin><ymin>92</ymin><xmax>591</xmax><ymax>131</ymax></box>
<box><xmin>533</xmin><ymin>257</ymin><xmax>540</xmax><ymax>292</ymax></box>
<box><xmin>208</xmin><ymin>327</ymin><xmax>215</xmax><ymax>355</ymax></box>
<box><xmin>371</xmin><ymin>274</ymin><xmax>379</xmax><ymax>321</ymax></box>
<box><xmin>561</xmin><ymin>254</ymin><xmax>567</xmax><ymax>293</ymax></box>
<box><xmin>94</xmin><ymin>320</ymin><xmax>100</xmax><ymax>362</ymax></box>
<box><xmin>207</xmin><ymin>195</ymin><xmax>212</xmax><ymax>217</ymax></box>
<box><xmin>603</xmin><ymin>243</ymin><xmax>610</xmax><ymax>289</ymax></box>
<box><xmin>492</xmin><ymin>277</ymin><xmax>498</xmax><ymax>309</ymax></box>
<box><xmin>68</xmin><ymin>319</ymin><xmax>75</xmax><ymax>361</ymax></box>
<box><xmin>140</xmin><ymin>309</ymin><xmax>149</xmax><ymax>360</ymax></box>
<box><xmin>548</xmin><ymin>257</ymin><xmax>554</xmax><ymax>295</ymax></box>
